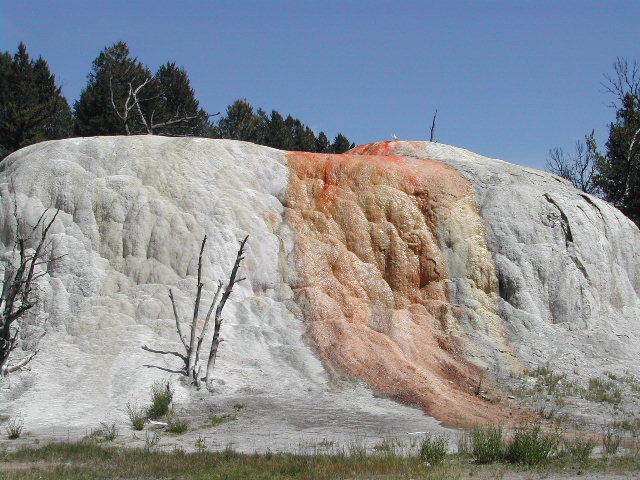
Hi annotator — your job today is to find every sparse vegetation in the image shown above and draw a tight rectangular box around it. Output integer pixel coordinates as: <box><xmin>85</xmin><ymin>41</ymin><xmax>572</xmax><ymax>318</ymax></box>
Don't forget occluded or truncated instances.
<box><xmin>471</xmin><ymin>425</ymin><xmax>504</xmax><ymax>463</ymax></box>
<box><xmin>209</xmin><ymin>413</ymin><xmax>236</xmax><ymax>427</ymax></box>
<box><xmin>561</xmin><ymin>435</ymin><xmax>596</xmax><ymax>462</ymax></box>
<box><xmin>603</xmin><ymin>425</ymin><xmax>622</xmax><ymax>455</ymax></box>
<box><xmin>166</xmin><ymin>415</ymin><xmax>189</xmax><ymax>434</ymax></box>
<box><xmin>84</xmin><ymin>422</ymin><xmax>118</xmax><ymax>442</ymax></box>
<box><xmin>582</xmin><ymin>376</ymin><xmax>623</xmax><ymax>405</ymax></box>
<box><xmin>126</xmin><ymin>402</ymin><xmax>146</xmax><ymax>431</ymax></box>
<box><xmin>147</xmin><ymin>380</ymin><xmax>173</xmax><ymax>420</ymax></box>
<box><xmin>419</xmin><ymin>434</ymin><xmax>447</xmax><ymax>465</ymax></box>
<box><xmin>4</xmin><ymin>416</ymin><xmax>24</xmax><ymax>439</ymax></box>
<box><xmin>0</xmin><ymin>437</ymin><xmax>638</xmax><ymax>480</ymax></box>
<box><xmin>613</xmin><ymin>415</ymin><xmax>640</xmax><ymax>437</ymax></box>
<box><xmin>504</xmin><ymin>423</ymin><xmax>559</xmax><ymax>465</ymax></box>
<box><xmin>465</xmin><ymin>423</ymin><xmax>619</xmax><ymax>467</ymax></box>
<box><xmin>195</xmin><ymin>434</ymin><xmax>206</xmax><ymax>452</ymax></box>
<box><xmin>144</xmin><ymin>431</ymin><xmax>161</xmax><ymax>451</ymax></box>
<box><xmin>456</xmin><ymin>430</ymin><xmax>472</xmax><ymax>456</ymax></box>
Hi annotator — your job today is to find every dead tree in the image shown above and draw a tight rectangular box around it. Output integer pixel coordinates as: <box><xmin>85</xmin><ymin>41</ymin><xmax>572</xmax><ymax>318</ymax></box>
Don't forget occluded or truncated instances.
<box><xmin>430</xmin><ymin>109</ymin><xmax>438</xmax><ymax>142</ymax></box>
<box><xmin>109</xmin><ymin>77</ymin><xmax>152</xmax><ymax>135</ymax></box>
<box><xmin>0</xmin><ymin>197</ymin><xmax>61</xmax><ymax>376</ymax></box>
<box><xmin>109</xmin><ymin>76</ymin><xmax>219</xmax><ymax>136</ymax></box>
<box><xmin>168</xmin><ymin>235</ymin><xmax>248</xmax><ymax>390</ymax></box>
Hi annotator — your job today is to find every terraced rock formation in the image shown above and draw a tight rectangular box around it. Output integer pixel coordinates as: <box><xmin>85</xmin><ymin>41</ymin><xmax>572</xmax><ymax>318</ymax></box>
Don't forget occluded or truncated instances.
<box><xmin>0</xmin><ymin>137</ymin><xmax>637</xmax><ymax>439</ymax></box>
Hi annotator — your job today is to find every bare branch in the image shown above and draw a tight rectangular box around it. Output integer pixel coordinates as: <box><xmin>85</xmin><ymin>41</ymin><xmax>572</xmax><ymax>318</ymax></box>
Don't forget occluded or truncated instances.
<box><xmin>2</xmin><ymin>349</ymin><xmax>38</xmax><ymax>375</ymax></box>
<box><xmin>150</xmin><ymin>112</ymin><xmax>220</xmax><ymax>131</ymax></box>
<box><xmin>168</xmin><ymin>288</ymin><xmax>188</xmax><ymax>351</ymax></box>
<box><xmin>130</xmin><ymin>78</ymin><xmax>152</xmax><ymax>134</ymax></box>
<box><xmin>602</xmin><ymin>57</ymin><xmax>640</xmax><ymax>108</ymax></box>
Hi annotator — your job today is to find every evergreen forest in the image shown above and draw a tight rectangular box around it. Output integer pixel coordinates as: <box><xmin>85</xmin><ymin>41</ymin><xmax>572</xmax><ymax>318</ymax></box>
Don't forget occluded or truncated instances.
<box><xmin>0</xmin><ymin>41</ymin><xmax>355</xmax><ymax>162</ymax></box>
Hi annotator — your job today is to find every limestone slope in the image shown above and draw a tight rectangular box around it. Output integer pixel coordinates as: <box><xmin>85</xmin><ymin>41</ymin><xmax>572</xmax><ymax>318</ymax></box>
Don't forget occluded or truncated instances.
<box><xmin>351</xmin><ymin>142</ymin><xmax>640</xmax><ymax>373</ymax></box>
<box><xmin>0</xmin><ymin>136</ymin><xmax>327</xmax><ymax>430</ymax></box>
<box><xmin>0</xmin><ymin>136</ymin><xmax>638</xmax><ymax>435</ymax></box>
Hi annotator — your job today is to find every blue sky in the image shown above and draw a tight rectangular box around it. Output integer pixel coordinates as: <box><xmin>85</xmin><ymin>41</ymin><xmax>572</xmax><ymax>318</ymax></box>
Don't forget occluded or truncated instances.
<box><xmin>1</xmin><ymin>1</ymin><xmax>639</xmax><ymax>170</ymax></box>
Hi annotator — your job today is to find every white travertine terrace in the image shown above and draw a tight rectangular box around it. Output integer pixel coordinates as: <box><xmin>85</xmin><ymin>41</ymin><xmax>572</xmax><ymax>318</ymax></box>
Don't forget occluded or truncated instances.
<box><xmin>0</xmin><ymin>136</ymin><xmax>638</xmax><ymax>445</ymax></box>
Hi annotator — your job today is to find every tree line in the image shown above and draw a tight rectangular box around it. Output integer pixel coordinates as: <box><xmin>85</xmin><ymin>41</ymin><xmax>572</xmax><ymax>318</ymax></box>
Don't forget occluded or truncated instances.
<box><xmin>0</xmin><ymin>41</ymin><xmax>354</xmax><ymax>160</ymax></box>
<box><xmin>547</xmin><ymin>58</ymin><xmax>640</xmax><ymax>227</ymax></box>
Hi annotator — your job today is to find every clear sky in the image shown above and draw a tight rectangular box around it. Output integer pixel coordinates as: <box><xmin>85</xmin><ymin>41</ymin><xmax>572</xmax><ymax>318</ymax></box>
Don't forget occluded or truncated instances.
<box><xmin>1</xmin><ymin>0</ymin><xmax>639</xmax><ymax>170</ymax></box>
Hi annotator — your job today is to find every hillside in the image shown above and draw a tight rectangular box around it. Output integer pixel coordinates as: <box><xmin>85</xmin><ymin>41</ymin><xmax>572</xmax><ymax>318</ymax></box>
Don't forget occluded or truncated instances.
<box><xmin>0</xmin><ymin>136</ymin><xmax>638</xmax><ymax>449</ymax></box>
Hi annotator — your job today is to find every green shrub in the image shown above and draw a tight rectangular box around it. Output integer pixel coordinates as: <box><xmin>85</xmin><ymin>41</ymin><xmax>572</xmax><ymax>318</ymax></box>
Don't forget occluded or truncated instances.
<box><xmin>166</xmin><ymin>415</ymin><xmax>189</xmax><ymax>434</ymax></box>
<box><xmin>505</xmin><ymin>423</ymin><xmax>559</xmax><ymax>465</ymax></box>
<box><xmin>471</xmin><ymin>425</ymin><xmax>504</xmax><ymax>463</ymax></box>
<box><xmin>126</xmin><ymin>403</ymin><xmax>146</xmax><ymax>430</ymax></box>
<box><xmin>420</xmin><ymin>434</ymin><xmax>447</xmax><ymax>465</ymax></box>
<box><xmin>147</xmin><ymin>380</ymin><xmax>173</xmax><ymax>420</ymax></box>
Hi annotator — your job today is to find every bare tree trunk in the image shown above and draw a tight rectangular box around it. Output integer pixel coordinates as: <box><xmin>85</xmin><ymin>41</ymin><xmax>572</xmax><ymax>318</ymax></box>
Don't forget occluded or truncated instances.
<box><xmin>205</xmin><ymin>236</ymin><xmax>248</xmax><ymax>391</ymax></box>
<box><xmin>186</xmin><ymin>237</ymin><xmax>206</xmax><ymax>379</ymax></box>
<box><xmin>430</xmin><ymin>109</ymin><xmax>438</xmax><ymax>142</ymax></box>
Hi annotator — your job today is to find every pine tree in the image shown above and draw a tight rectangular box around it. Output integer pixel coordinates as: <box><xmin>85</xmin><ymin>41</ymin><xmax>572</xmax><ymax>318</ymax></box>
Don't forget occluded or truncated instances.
<box><xmin>265</xmin><ymin>111</ymin><xmax>294</xmax><ymax>150</ymax></box>
<box><xmin>331</xmin><ymin>133</ymin><xmax>352</xmax><ymax>154</ymax></box>
<box><xmin>150</xmin><ymin>62</ymin><xmax>210</xmax><ymax>136</ymax></box>
<box><xmin>0</xmin><ymin>43</ymin><xmax>72</xmax><ymax>159</ymax></box>
<box><xmin>596</xmin><ymin>92</ymin><xmax>640</xmax><ymax>224</ymax></box>
<box><xmin>316</xmin><ymin>132</ymin><xmax>331</xmax><ymax>153</ymax></box>
<box><xmin>74</xmin><ymin>41</ymin><xmax>155</xmax><ymax>136</ymax></box>
<box><xmin>212</xmin><ymin>98</ymin><xmax>355</xmax><ymax>154</ymax></box>
<box><xmin>589</xmin><ymin>58</ymin><xmax>640</xmax><ymax>226</ymax></box>
<box><xmin>215</xmin><ymin>99</ymin><xmax>263</xmax><ymax>142</ymax></box>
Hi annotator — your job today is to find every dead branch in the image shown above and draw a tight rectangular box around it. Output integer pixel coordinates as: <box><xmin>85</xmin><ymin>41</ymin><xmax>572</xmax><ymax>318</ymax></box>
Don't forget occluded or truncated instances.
<box><xmin>602</xmin><ymin>57</ymin><xmax>640</xmax><ymax>108</ymax></box>
<box><xmin>1</xmin><ymin>196</ymin><xmax>61</xmax><ymax>376</ymax></box>
<box><xmin>109</xmin><ymin>75</ymin><xmax>218</xmax><ymax>136</ymax></box>
<box><xmin>168</xmin><ymin>289</ymin><xmax>188</xmax><ymax>350</ymax></box>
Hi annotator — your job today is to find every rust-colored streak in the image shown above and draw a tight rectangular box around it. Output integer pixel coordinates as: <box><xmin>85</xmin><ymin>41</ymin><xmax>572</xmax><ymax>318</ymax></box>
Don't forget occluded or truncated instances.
<box><xmin>284</xmin><ymin>150</ymin><xmax>520</xmax><ymax>426</ymax></box>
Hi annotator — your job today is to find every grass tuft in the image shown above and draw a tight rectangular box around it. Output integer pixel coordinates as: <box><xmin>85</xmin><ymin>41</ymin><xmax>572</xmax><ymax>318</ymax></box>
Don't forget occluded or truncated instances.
<box><xmin>166</xmin><ymin>415</ymin><xmax>189</xmax><ymax>434</ymax></box>
<box><xmin>84</xmin><ymin>422</ymin><xmax>118</xmax><ymax>442</ymax></box>
<box><xmin>5</xmin><ymin>416</ymin><xmax>24</xmax><ymax>439</ymax></box>
<box><xmin>126</xmin><ymin>402</ymin><xmax>146</xmax><ymax>431</ymax></box>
